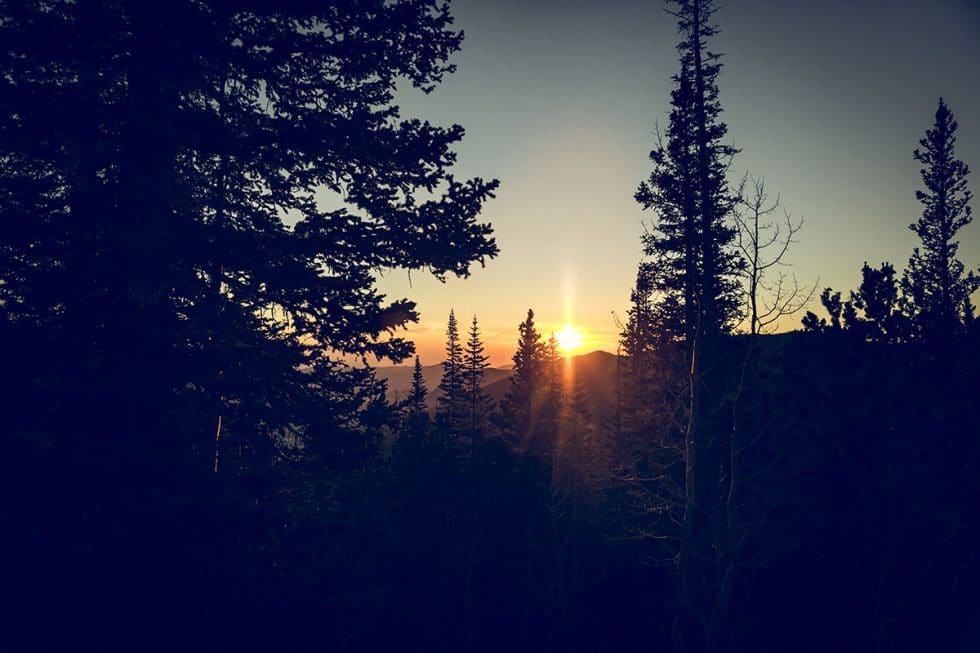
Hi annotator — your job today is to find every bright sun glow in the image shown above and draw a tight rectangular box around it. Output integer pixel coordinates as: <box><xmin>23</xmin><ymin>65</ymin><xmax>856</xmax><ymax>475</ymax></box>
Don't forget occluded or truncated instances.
<box><xmin>555</xmin><ymin>325</ymin><xmax>584</xmax><ymax>354</ymax></box>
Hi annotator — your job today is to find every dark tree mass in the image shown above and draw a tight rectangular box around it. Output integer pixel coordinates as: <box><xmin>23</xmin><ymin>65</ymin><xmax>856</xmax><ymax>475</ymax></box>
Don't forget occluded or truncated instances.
<box><xmin>0</xmin><ymin>0</ymin><xmax>498</xmax><ymax>647</ymax></box>
<box><xmin>1</xmin><ymin>1</ymin><xmax>978</xmax><ymax>652</ymax></box>
<box><xmin>903</xmin><ymin>98</ymin><xmax>979</xmax><ymax>339</ymax></box>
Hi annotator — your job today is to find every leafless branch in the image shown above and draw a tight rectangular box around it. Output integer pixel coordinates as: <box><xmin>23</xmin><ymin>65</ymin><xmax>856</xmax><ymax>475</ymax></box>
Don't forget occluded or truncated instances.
<box><xmin>733</xmin><ymin>173</ymin><xmax>818</xmax><ymax>334</ymax></box>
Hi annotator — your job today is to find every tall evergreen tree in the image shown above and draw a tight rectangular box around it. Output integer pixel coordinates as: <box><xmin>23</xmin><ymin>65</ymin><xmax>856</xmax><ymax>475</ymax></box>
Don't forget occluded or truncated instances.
<box><xmin>462</xmin><ymin>315</ymin><xmax>493</xmax><ymax>439</ymax></box>
<box><xmin>0</xmin><ymin>0</ymin><xmax>499</xmax><ymax>465</ymax></box>
<box><xmin>437</xmin><ymin>309</ymin><xmax>465</xmax><ymax>433</ymax></box>
<box><xmin>635</xmin><ymin>0</ymin><xmax>741</xmax><ymax>343</ymax></box>
<box><xmin>499</xmin><ymin>309</ymin><xmax>548</xmax><ymax>454</ymax></box>
<box><xmin>402</xmin><ymin>355</ymin><xmax>430</xmax><ymax>444</ymax></box>
<box><xmin>682</xmin><ymin>0</ymin><xmax>742</xmax><ymax>340</ymax></box>
<box><xmin>634</xmin><ymin>2</ymin><xmax>742</xmax><ymax>650</ymax></box>
<box><xmin>409</xmin><ymin>356</ymin><xmax>428</xmax><ymax>416</ymax></box>
<box><xmin>902</xmin><ymin>98</ymin><xmax>978</xmax><ymax>338</ymax></box>
<box><xmin>0</xmin><ymin>2</ymin><xmax>498</xmax><ymax>639</ymax></box>
<box><xmin>618</xmin><ymin>268</ymin><xmax>660</xmax><ymax>433</ymax></box>
<box><xmin>543</xmin><ymin>333</ymin><xmax>565</xmax><ymax>441</ymax></box>
<box><xmin>613</xmin><ymin>262</ymin><xmax>687</xmax><ymax>570</ymax></box>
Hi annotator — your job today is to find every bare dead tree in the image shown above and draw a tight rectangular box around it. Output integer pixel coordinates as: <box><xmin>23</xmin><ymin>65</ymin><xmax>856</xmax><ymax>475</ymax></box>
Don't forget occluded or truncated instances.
<box><xmin>734</xmin><ymin>174</ymin><xmax>817</xmax><ymax>335</ymax></box>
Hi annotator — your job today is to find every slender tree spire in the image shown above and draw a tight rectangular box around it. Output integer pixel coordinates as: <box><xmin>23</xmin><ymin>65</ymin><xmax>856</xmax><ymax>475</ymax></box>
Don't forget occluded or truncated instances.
<box><xmin>437</xmin><ymin>309</ymin><xmax>465</xmax><ymax>433</ymax></box>
<box><xmin>462</xmin><ymin>315</ymin><xmax>493</xmax><ymax>439</ymax></box>
<box><xmin>902</xmin><ymin>98</ymin><xmax>978</xmax><ymax>338</ymax></box>
<box><xmin>408</xmin><ymin>355</ymin><xmax>428</xmax><ymax>420</ymax></box>
<box><xmin>638</xmin><ymin>4</ymin><xmax>742</xmax><ymax>652</ymax></box>
<box><xmin>635</xmin><ymin>0</ymin><xmax>741</xmax><ymax>343</ymax></box>
<box><xmin>400</xmin><ymin>355</ymin><xmax>431</xmax><ymax>445</ymax></box>
<box><xmin>499</xmin><ymin>309</ymin><xmax>545</xmax><ymax>451</ymax></box>
<box><xmin>543</xmin><ymin>333</ymin><xmax>564</xmax><ymax>439</ymax></box>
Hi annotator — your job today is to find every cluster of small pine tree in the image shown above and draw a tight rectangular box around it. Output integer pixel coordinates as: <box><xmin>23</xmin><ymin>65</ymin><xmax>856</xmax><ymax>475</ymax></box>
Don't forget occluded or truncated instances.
<box><xmin>802</xmin><ymin>99</ymin><xmax>978</xmax><ymax>344</ymax></box>
<box><xmin>396</xmin><ymin>309</ymin><xmax>587</xmax><ymax>468</ymax></box>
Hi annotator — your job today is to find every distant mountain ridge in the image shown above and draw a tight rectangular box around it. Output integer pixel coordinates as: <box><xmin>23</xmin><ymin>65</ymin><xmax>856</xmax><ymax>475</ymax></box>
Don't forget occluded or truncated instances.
<box><xmin>376</xmin><ymin>350</ymin><xmax>620</xmax><ymax>423</ymax></box>
<box><xmin>377</xmin><ymin>363</ymin><xmax>513</xmax><ymax>405</ymax></box>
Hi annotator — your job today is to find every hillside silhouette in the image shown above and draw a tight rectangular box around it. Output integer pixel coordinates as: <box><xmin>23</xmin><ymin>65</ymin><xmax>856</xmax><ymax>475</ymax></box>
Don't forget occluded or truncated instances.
<box><xmin>379</xmin><ymin>350</ymin><xmax>620</xmax><ymax>422</ymax></box>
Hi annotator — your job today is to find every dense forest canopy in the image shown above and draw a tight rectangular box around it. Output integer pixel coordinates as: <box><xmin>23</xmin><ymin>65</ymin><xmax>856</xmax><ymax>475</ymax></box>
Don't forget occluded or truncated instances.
<box><xmin>2</xmin><ymin>1</ymin><xmax>978</xmax><ymax>652</ymax></box>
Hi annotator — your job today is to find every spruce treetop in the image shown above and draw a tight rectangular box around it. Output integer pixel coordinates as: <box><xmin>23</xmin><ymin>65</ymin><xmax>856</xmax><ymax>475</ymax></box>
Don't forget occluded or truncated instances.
<box><xmin>903</xmin><ymin>98</ymin><xmax>978</xmax><ymax>337</ymax></box>
<box><xmin>635</xmin><ymin>0</ymin><xmax>741</xmax><ymax>343</ymax></box>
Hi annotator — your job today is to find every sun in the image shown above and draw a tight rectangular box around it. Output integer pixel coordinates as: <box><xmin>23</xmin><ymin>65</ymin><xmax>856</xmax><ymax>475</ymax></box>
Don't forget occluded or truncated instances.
<box><xmin>555</xmin><ymin>324</ymin><xmax>584</xmax><ymax>354</ymax></box>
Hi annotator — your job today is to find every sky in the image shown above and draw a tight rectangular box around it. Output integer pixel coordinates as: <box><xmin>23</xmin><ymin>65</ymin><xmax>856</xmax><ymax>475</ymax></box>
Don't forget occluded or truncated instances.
<box><xmin>372</xmin><ymin>0</ymin><xmax>980</xmax><ymax>366</ymax></box>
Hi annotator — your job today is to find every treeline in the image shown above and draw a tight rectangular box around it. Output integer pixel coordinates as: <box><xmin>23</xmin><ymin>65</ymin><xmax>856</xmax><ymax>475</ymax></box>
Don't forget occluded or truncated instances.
<box><xmin>801</xmin><ymin>97</ymin><xmax>978</xmax><ymax>343</ymax></box>
<box><xmin>2</xmin><ymin>1</ymin><xmax>980</xmax><ymax>652</ymax></box>
<box><xmin>612</xmin><ymin>1</ymin><xmax>980</xmax><ymax>651</ymax></box>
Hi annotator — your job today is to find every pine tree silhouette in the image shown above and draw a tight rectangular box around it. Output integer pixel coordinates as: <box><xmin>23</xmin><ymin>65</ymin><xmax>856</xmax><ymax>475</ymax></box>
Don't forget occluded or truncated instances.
<box><xmin>499</xmin><ymin>309</ymin><xmax>547</xmax><ymax>453</ymax></box>
<box><xmin>634</xmin><ymin>3</ymin><xmax>743</xmax><ymax>650</ymax></box>
<box><xmin>902</xmin><ymin>98</ymin><xmax>978</xmax><ymax>339</ymax></box>
<box><xmin>401</xmin><ymin>355</ymin><xmax>431</xmax><ymax>446</ymax></box>
<box><xmin>635</xmin><ymin>0</ymin><xmax>741</xmax><ymax>342</ymax></box>
<box><xmin>0</xmin><ymin>0</ymin><xmax>500</xmax><ymax>466</ymax></box>
<box><xmin>850</xmin><ymin>263</ymin><xmax>908</xmax><ymax>343</ymax></box>
<box><xmin>437</xmin><ymin>309</ymin><xmax>466</xmax><ymax>434</ymax></box>
<box><xmin>543</xmin><ymin>333</ymin><xmax>565</xmax><ymax>440</ymax></box>
<box><xmin>462</xmin><ymin>315</ymin><xmax>494</xmax><ymax>440</ymax></box>
<box><xmin>802</xmin><ymin>288</ymin><xmax>847</xmax><ymax>333</ymax></box>
<box><xmin>0</xmin><ymin>3</ymin><xmax>499</xmax><ymax>642</ymax></box>
<box><xmin>618</xmin><ymin>269</ymin><xmax>662</xmax><ymax>436</ymax></box>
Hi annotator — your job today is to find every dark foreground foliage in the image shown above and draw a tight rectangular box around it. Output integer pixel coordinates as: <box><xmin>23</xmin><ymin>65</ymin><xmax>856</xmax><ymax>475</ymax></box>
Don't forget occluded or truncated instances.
<box><xmin>4</xmin><ymin>333</ymin><xmax>979</xmax><ymax>652</ymax></box>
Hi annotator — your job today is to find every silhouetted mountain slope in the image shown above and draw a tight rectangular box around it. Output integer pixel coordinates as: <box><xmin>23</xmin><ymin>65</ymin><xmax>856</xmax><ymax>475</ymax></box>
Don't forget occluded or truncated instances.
<box><xmin>378</xmin><ymin>350</ymin><xmax>620</xmax><ymax>421</ymax></box>
<box><xmin>377</xmin><ymin>363</ymin><xmax>513</xmax><ymax>405</ymax></box>
<box><xmin>480</xmin><ymin>350</ymin><xmax>620</xmax><ymax>421</ymax></box>
<box><xmin>565</xmin><ymin>350</ymin><xmax>620</xmax><ymax>422</ymax></box>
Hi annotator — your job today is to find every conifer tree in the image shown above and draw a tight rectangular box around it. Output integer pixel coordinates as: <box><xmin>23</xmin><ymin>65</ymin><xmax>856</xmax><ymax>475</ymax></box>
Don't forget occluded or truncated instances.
<box><xmin>543</xmin><ymin>334</ymin><xmax>565</xmax><ymax>441</ymax></box>
<box><xmin>403</xmin><ymin>355</ymin><xmax>430</xmax><ymax>443</ymax></box>
<box><xmin>437</xmin><ymin>310</ymin><xmax>465</xmax><ymax>433</ymax></box>
<box><xmin>635</xmin><ymin>0</ymin><xmax>741</xmax><ymax>342</ymax></box>
<box><xmin>0</xmin><ymin>0</ymin><xmax>500</xmax><ymax>468</ymax></box>
<box><xmin>902</xmin><ymin>98</ymin><xmax>978</xmax><ymax>338</ymax></box>
<box><xmin>462</xmin><ymin>315</ymin><xmax>493</xmax><ymax>439</ymax></box>
<box><xmin>803</xmin><ymin>264</ymin><xmax>908</xmax><ymax>343</ymax></box>
<box><xmin>802</xmin><ymin>288</ymin><xmax>848</xmax><ymax>333</ymax></box>
<box><xmin>618</xmin><ymin>269</ymin><xmax>661</xmax><ymax>433</ymax></box>
<box><xmin>850</xmin><ymin>263</ymin><xmax>908</xmax><ymax>343</ymax></box>
<box><xmin>614</xmin><ymin>265</ymin><xmax>687</xmax><ymax>560</ymax></box>
<box><xmin>634</xmin><ymin>2</ymin><xmax>743</xmax><ymax>649</ymax></box>
<box><xmin>499</xmin><ymin>309</ymin><xmax>547</xmax><ymax>453</ymax></box>
<box><xmin>0</xmin><ymin>1</ymin><xmax>499</xmax><ymax>640</ymax></box>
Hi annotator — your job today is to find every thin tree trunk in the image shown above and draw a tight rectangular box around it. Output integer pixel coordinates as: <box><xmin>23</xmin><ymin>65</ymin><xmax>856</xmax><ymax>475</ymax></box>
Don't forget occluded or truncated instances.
<box><xmin>213</xmin><ymin>415</ymin><xmax>223</xmax><ymax>473</ymax></box>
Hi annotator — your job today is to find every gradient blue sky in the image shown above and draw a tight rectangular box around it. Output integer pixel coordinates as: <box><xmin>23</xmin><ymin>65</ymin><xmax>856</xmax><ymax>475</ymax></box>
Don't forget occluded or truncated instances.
<box><xmin>374</xmin><ymin>0</ymin><xmax>980</xmax><ymax>365</ymax></box>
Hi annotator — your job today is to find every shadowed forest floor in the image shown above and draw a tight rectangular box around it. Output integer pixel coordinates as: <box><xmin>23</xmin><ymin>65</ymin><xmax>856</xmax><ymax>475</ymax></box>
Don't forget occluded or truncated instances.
<box><xmin>5</xmin><ymin>333</ymin><xmax>979</xmax><ymax>651</ymax></box>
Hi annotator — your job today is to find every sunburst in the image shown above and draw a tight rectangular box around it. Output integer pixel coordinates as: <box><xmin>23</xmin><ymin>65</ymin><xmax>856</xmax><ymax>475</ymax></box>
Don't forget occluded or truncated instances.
<box><xmin>555</xmin><ymin>324</ymin><xmax>584</xmax><ymax>354</ymax></box>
